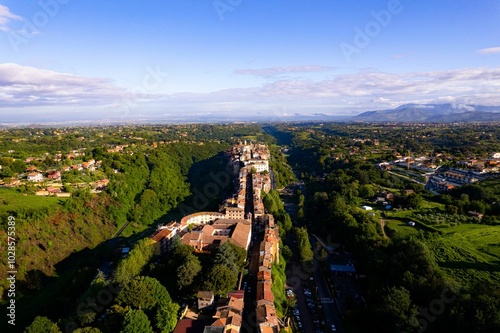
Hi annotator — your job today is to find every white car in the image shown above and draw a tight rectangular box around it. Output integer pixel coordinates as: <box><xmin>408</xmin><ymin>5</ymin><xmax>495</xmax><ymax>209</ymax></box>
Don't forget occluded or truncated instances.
<box><xmin>331</xmin><ymin>324</ymin><xmax>337</xmax><ymax>331</ymax></box>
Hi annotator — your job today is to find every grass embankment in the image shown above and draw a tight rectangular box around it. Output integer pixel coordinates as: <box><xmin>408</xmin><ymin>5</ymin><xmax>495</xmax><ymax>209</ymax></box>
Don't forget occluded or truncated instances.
<box><xmin>271</xmin><ymin>254</ymin><xmax>288</xmax><ymax>318</ymax></box>
<box><xmin>0</xmin><ymin>189</ymin><xmax>116</xmax><ymax>295</ymax></box>
<box><xmin>426</xmin><ymin>224</ymin><xmax>500</xmax><ymax>287</ymax></box>
<box><xmin>377</xmin><ymin>191</ymin><xmax>500</xmax><ymax>287</ymax></box>
<box><xmin>0</xmin><ymin>187</ymin><xmax>66</xmax><ymax>217</ymax></box>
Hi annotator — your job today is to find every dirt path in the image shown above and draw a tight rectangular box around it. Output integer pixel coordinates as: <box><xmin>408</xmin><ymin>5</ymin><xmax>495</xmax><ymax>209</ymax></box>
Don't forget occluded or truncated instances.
<box><xmin>380</xmin><ymin>219</ymin><xmax>388</xmax><ymax>238</ymax></box>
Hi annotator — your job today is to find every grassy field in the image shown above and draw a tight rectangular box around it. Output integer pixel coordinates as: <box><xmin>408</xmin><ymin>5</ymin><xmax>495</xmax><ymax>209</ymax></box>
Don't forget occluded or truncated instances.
<box><xmin>385</xmin><ymin>214</ymin><xmax>500</xmax><ymax>287</ymax></box>
<box><xmin>240</xmin><ymin>135</ymin><xmax>258</xmax><ymax>141</ymax></box>
<box><xmin>419</xmin><ymin>198</ymin><xmax>445</xmax><ymax>210</ymax></box>
<box><xmin>425</xmin><ymin>224</ymin><xmax>500</xmax><ymax>287</ymax></box>
<box><xmin>384</xmin><ymin>218</ymin><xmax>420</xmax><ymax>237</ymax></box>
<box><xmin>377</xmin><ymin>191</ymin><xmax>500</xmax><ymax>287</ymax></box>
<box><xmin>0</xmin><ymin>187</ymin><xmax>66</xmax><ymax>215</ymax></box>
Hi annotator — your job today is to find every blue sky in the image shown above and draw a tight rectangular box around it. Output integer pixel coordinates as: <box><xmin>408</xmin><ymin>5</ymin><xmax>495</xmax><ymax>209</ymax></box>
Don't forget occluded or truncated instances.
<box><xmin>0</xmin><ymin>0</ymin><xmax>499</xmax><ymax>122</ymax></box>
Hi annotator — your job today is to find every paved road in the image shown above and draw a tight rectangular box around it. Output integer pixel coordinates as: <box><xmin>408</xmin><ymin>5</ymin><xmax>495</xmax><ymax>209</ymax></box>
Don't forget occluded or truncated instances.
<box><xmin>310</xmin><ymin>239</ymin><xmax>344</xmax><ymax>333</ymax></box>
<box><xmin>242</xmin><ymin>228</ymin><xmax>260</xmax><ymax>333</ymax></box>
<box><xmin>387</xmin><ymin>170</ymin><xmax>425</xmax><ymax>185</ymax></box>
<box><xmin>113</xmin><ymin>219</ymin><xmax>133</xmax><ymax>238</ymax></box>
<box><xmin>286</xmin><ymin>261</ymin><xmax>315</xmax><ymax>333</ymax></box>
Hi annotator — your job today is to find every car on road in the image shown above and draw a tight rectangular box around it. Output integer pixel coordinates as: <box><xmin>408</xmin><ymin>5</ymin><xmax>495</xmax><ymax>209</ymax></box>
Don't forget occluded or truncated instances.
<box><xmin>331</xmin><ymin>324</ymin><xmax>337</xmax><ymax>331</ymax></box>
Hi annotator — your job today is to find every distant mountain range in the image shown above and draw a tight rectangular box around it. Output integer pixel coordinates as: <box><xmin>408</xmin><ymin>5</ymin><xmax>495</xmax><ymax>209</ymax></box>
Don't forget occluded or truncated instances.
<box><xmin>353</xmin><ymin>103</ymin><xmax>500</xmax><ymax>122</ymax></box>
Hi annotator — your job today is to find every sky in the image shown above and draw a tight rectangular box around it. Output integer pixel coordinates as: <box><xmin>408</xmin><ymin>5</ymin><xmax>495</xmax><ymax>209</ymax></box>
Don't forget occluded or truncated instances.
<box><xmin>0</xmin><ymin>0</ymin><xmax>499</xmax><ymax>123</ymax></box>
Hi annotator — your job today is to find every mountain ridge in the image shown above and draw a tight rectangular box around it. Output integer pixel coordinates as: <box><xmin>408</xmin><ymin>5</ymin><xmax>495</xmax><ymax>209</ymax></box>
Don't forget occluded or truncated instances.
<box><xmin>353</xmin><ymin>103</ymin><xmax>500</xmax><ymax>122</ymax></box>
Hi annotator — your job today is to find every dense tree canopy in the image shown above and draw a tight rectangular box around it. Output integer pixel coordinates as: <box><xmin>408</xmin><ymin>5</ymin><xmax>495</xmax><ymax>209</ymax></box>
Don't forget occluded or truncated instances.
<box><xmin>203</xmin><ymin>264</ymin><xmax>238</xmax><ymax>296</ymax></box>
<box><xmin>120</xmin><ymin>309</ymin><xmax>153</xmax><ymax>333</ymax></box>
<box><xmin>176</xmin><ymin>253</ymin><xmax>202</xmax><ymax>290</ymax></box>
<box><xmin>24</xmin><ymin>316</ymin><xmax>61</xmax><ymax>333</ymax></box>
<box><xmin>114</xmin><ymin>238</ymin><xmax>155</xmax><ymax>285</ymax></box>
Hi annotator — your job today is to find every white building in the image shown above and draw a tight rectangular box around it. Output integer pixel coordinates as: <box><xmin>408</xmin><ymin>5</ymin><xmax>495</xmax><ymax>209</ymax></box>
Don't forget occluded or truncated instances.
<box><xmin>245</xmin><ymin>160</ymin><xmax>269</xmax><ymax>173</ymax></box>
<box><xmin>27</xmin><ymin>172</ymin><xmax>43</xmax><ymax>182</ymax></box>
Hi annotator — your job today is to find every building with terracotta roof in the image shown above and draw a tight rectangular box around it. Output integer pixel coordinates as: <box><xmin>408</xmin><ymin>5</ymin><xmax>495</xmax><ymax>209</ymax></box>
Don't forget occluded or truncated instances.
<box><xmin>227</xmin><ymin>290</ymin><xmax>245</xmax><ymax>300</ymax></box>
<box><xmin>253</xmin><ymin>211</ymin><xmax>281</xmax><ymax>333</ymax></box>
<box><xmin>47</xmin><ymin>170</ymin><xmax>61</xmax><ymax>181</ymax></box>
<box><xmin>181</xmin><ymin>219</ymin><xmax>252</xmax><ymax>252</ymax></box>
<box><xmin>150</xmin><ymin>223</ymin><xmax>178</xmax><ymax>255</ymax></box>
<box><xmin>256</xmin><ymin>281</ymin><xmax>274</xmax><ymax>307</ymax></box>
<box><xmin>172</xmin><ymin>319</ymin><xmax>206</xmax><ymax>333</ymax></box>
<box><xmin>47</xmin><ymin>187</ymin><xmax>62</xmax><ymax>194</ymax></box>
<box><xmin>256</xmin><ymin>303</ymin><xmax>279</xmax><ymax>327</ymax></box>
<box><xmin>259</xmin><ymin>326</ymin><xmax>279</xmax><ymax>333</ymax></box>
<box><xmin>257</xmin><ymin>270</ymin><xmax>272</xmax><ymax>282</ymax></box>
<box><xmin>206</xmin><ymin>295</ymin><xmax>244</xmax><ymax>333</ymax></box>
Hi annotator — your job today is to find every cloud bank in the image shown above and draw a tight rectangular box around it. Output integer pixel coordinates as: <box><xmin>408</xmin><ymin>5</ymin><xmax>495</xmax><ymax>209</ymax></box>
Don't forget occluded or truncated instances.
<box><xmin>234</xmin><ymin>65</ymin><xmax>336</xmax><ymax>78</ymax></box>
<box><xmin>1</xmin><ymin>63</ymin><xmax>499</xmax><ymax>120</ymax></box>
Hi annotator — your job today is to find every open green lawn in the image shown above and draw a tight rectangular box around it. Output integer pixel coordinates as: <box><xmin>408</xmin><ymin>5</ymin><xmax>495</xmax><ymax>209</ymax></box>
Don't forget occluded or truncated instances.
<box><xmin>380</xmin><ymin>193</ymin><xmax>500</xmax><ymax>287</ymax></box>
<box><xmin>426</xmin><ymin>224</ymin><xmax>500</xmax><ymax>287</ymax></box>
<box><xmin>420</xmin><ymin>199</ymin><xmax>445</xmax><ymax>210</ymax></box>
<box><xmin>443</xmin><ymin>224</ymin><xmax>500</xmax><ymax>261</ymax></box>
<box><xmin>240</xmin><ymin>135</ymin><xmax>257</xmax><ymax>141</ymax></box>
<box><xmin>385</xmin><ymin>218</ymin><xmax>420</xmax><ymax>237</ymax></box>
<box><xmin>0</xmin><ymin>188</ymin><xmax>66</xmax><ymax>215</ymax></box>
<box><xmin>384</xmin><ymin>197</ymin><xmax>445</xmax><ymax>221</ymax></box>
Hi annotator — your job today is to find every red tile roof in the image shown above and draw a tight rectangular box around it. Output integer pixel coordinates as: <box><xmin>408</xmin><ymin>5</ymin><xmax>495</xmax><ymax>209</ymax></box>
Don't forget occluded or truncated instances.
<box><xmin>172</xmin><ymin>319</ymin><xmax>206</xmax><ymax>333</ymax></box>
<box><xmin>151</xmin><ymin>228</ymin><xmax>173</xmax><ymax>242</ymax></box>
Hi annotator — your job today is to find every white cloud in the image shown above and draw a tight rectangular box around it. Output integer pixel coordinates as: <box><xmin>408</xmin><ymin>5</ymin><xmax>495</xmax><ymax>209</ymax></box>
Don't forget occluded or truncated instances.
<box><xmin>477</xmin><ymin>47</ymin><xmax>500</xmax><ymax>55</ymax></box>
<box><xmin>0</xmin><ymin>63</ymin><xmax>164</xmax><ymax>108</ymax></box>
<box><xmin>1</xmin><ymin>63</ymin><xmax>500</xmax><ymax>119</ymax></box>
<box><xmin>0</xmin><ymin>5</ymin><xmax>22</xmax><ymax>31</ymax></box>
<box><xmin>234</xmin><ymin>65</ymin><xmax>335</xmax><ymax>78</ymax></box>
<box><xmin>373</xmin><ymin>97</ymin><xmax>393</xmax><ymax>104</ymax></box>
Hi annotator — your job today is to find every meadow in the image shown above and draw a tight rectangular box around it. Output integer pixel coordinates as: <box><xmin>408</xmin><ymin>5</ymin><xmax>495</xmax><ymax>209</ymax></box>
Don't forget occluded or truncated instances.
<box><xmin>377</xmin><ymin>192</ymin><xmax>500</xmax><ymax>287</ymax></box>
<box><xmin>425</xmin><ymin>224</ymin><xmax>500</xmax><ymax>286</ymax></box>
<box><xmin>385</xmin><ymin>208</ymin><xmax>500</xmax><ymax>287</ymax></box>
<box><xmin>0</xmin><ymin>188</ymin><xmax>66</xmax><ymax>220</ymax></box>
